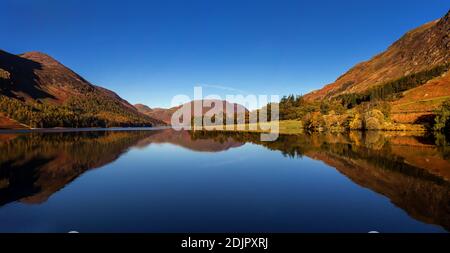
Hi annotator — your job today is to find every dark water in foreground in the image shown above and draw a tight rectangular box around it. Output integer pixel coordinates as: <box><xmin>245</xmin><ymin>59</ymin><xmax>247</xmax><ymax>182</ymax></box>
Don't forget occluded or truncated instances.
<box><xmin>0</xmin><ymin>129</ymin><xmax>449</xmax><ymax>233</ymax></box>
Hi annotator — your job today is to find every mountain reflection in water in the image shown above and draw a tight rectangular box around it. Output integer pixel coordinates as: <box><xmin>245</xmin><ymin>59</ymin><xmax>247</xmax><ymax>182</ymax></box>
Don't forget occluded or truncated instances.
<box><xmin>0</xmin><ymin>129</ymin><xmax>449</xmax><ymax>232</ymax></box>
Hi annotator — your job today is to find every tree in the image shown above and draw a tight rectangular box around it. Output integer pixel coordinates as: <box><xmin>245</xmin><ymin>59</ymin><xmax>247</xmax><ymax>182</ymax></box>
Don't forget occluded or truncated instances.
<box><xmin>434</xmin><ymin>100</ymin><xmax>450</xmax><ymax>133</ymax></box>
<box><xmin>303</xmin><ymin>112</ymin><xmax>326</xmax><ymax>131</ymax></box>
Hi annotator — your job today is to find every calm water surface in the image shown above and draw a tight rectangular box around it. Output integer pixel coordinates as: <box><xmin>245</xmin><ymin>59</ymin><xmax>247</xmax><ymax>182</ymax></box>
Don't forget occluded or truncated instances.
<box><xmin>0</xmin><ymin>129</ymin><xmax>449</xmax><ymax>232</ymax></box>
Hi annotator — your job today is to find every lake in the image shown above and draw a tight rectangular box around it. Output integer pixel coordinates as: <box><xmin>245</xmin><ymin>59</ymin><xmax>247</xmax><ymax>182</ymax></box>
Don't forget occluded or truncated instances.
<box><xmin>0</xmin><ymin>129</ymin><xmax>449</xmax><ymax>232</ymax></box>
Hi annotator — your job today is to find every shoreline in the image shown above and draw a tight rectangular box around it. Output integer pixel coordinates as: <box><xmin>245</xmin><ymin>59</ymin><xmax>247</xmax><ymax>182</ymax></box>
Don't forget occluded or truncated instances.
<box><xmin>190</xmin><ymin>120</ymin><xmax>430</xmax><ymax>135</ymax></box>
<box><xmin>0</xmin><ymin>121</ymin><xmax>433</xmax><ymax>135</ymax></box>
<box><xmin>0</xmin><ymin>126</ymin><xmax>171</xmax><ymax>133</ymax></box>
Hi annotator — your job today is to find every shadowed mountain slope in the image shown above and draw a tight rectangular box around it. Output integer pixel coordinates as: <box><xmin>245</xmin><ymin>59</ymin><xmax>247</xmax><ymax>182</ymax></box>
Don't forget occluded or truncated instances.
<box><xmin>0</xmin><ymin>50</ymin><xmax>165</xmax><ymax>128</ymax></box>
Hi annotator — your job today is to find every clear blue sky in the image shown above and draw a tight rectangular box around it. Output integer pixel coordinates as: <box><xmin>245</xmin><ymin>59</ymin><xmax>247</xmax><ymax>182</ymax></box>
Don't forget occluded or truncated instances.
<box><xmin>2</xmin><ymin>0</ymin><xmax>449</xmax><ymax>108</ymax></box>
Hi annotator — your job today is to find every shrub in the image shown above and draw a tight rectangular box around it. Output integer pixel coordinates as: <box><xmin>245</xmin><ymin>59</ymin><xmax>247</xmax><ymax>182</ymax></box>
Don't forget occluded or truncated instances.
<box><xmin>365</xmin><ymin>117</ymin><xmax>382</xmax><ymax>130</ymax></box>
<box><xmin>349</xmin><ymin>113</ymin><xmax>363</xmax><ymax>130</ymax></box>
<box><xmin>304</xmin><ymin>112</ymin><xmax>326</xmax><ymax>131</ymax></box>
<box><xmin>0</xmin><ymin>69</ymin><xmax>10</xmax><ymax>80</ymax></box>
<box><xmin>366</xmin><ymin>109</ymin><xmax>385</xmax><ymax>122</ymax></box>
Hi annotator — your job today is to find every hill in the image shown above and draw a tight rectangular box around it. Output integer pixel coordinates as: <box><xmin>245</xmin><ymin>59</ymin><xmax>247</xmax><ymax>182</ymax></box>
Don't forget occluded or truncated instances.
<box><xmin>287</xmin><ymin>10</ymin><xmax>450</xmax><ymax>129</ymax></box>
<box><xmin>304</xmin><ymin>10</ymin><xmax>449</xmax><ymax>102</ymax></box>
<box><xmin>135</xmin><ymin>100</ymin><xmax>249</xmax><ymax>125</ymax></box>
<box><xmin>0</xmin><ymin>50</ymin><xmax>165</xmax><ymax>128</ymax></box>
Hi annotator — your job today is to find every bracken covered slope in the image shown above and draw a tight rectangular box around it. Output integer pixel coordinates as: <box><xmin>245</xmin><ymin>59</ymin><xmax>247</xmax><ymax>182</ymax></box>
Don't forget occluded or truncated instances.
<box><xmin>304</xmin><ymin>10</ymin><xmax>450</xmax><ymax>102</ymax></box>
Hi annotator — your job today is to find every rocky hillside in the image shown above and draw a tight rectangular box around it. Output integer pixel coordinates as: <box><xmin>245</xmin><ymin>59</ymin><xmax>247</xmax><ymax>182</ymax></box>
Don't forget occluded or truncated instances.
<box><xmin>135</xmin><ymin>100</ymin><xmax>249</xmax><ymax>125</ymax></box>
<box><xmin>0</xmin><ymin>49</ymin><xmax>165</xmax><ymax>128</ymax></box>
<box><xmin>305</xmin><ymin>10</ymin><xmax>449</xmax><ymax>101</ymax></box>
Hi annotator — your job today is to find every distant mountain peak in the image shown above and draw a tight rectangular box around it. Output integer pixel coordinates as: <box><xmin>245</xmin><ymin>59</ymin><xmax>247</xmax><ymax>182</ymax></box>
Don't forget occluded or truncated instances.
<box><xmin>20</xmin><ymin>51</ymin><xmax>63</xmax><ymax>66</ymax></box>
<box><xmin>135</xmin><ymin>100</ymin><xmax>249</xmax><ymax>125</ymax></box>
<box><xmin>134</xmin><ymin>104</ymin><xmax>153</xmax><ymax>113</ymax></box>
<box><xmin>21</xmin><ymin>51</ymin><xmax>52</xmax><ymax>58</ymax></box>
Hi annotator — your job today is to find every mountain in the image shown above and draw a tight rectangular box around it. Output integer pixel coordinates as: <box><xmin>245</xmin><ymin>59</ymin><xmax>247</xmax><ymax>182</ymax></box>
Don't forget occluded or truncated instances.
<box><xmin>135</xmin><ymin>100</ymin><xmax>249</xmax><ymax>125</ymax></box>
<box><xmin>305</xmin><ymin>10</ymin><xmax>449</xmax><ymax>100</ymax></box>
<box><xmin>0</xmin><ymin>50</ymin><xmax>166</xmax><ymax>128</ymax></box>
<box><xmin>304</xmin><ymin>10</ymin><xmax>450</xmax><ymax>124</ymax></box>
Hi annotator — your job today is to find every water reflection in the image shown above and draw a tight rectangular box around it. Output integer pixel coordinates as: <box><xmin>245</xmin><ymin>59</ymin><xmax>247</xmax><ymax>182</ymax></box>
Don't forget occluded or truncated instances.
<box><xmin>0</xmin><ymin>129</ymin><xmax>449</xmax><ymax>231</ymax></box>
<box><xmin>193</xmin><ymin>131</ymin><xmax>450</xmax><ymax>231</ymax></box>
<box><xmin>0</xmin><ymin>129</ymin><xmax>243</xmax><ymax>206</ymax></box>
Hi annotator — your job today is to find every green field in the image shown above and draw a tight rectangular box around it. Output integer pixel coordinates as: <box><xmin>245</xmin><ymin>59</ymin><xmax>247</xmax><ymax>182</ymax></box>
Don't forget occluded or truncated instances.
<box><xmin>200</xmin><ymin>120</ymin><xmax>304</xmax><ymax>135</ymax></box>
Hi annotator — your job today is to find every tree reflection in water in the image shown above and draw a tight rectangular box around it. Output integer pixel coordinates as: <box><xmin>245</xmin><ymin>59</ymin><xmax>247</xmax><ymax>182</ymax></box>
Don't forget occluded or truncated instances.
<box><xmin>0</xmin><ymin>129</ymin><xmax>449</xmax><ymax>231</ymax></box>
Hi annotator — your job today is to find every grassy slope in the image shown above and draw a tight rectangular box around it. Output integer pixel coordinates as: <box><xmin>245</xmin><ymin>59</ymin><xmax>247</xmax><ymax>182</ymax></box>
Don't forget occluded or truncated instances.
<box><xmin>199</xmin><ymin>120</ymin><xmax>304</xmax><ymax>134</ymax></box>
<box><xmin>391</xmin><ymin>70</ymin><xmax>450</xmax><ymax>123</ymax></box>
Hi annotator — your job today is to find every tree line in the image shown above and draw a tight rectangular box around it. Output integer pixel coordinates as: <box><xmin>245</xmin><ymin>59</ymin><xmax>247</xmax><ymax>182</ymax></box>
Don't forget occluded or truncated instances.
<box><xmin>0</xmin><ymin>92</ymin><xmax>154</xmax><ymax>128</ymax></box>
<box><xmin>337</xmin><ymin>63</ymin><xmax>450</xmax><ymax>108</ymax></box>
<box><xmin>275</xmin><ymin>64</ymin><xmax>450</xmax><ymax>133</ymax></box>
